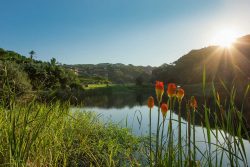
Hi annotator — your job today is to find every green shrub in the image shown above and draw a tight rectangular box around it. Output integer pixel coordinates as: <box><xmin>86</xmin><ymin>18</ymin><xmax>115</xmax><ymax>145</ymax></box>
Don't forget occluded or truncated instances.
<box><xmin>0</xmin><ymin>61</ymin><xmax>32</xmax><ymax>95</ymax></box>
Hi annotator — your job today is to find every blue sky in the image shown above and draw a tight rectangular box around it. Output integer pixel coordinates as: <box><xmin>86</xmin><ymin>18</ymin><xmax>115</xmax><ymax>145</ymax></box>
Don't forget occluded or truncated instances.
<box><xmin>1</xmin><ymin>0</ymin><xmax>250</xmax><ymax>66</ymax></box>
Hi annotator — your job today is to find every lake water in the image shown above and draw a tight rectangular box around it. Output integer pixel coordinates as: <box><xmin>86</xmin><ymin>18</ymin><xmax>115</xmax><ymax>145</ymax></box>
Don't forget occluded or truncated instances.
<box><xmin>74</xmin><ymin>92</ymin><xmax>250</xmax><ymax>166</ymax></box>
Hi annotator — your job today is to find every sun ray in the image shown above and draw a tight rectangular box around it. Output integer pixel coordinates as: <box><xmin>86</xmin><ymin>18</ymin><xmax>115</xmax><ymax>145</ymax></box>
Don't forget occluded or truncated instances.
<box><xmin>211</xmin><ymin>29</ymin><xmax>241</xmax><ymax>48</ymax></box>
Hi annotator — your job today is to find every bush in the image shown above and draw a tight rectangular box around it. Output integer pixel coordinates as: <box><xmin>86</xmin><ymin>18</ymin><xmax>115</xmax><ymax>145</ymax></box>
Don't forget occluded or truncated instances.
<box><xmin>0</xmin><ymin>61</ymin><xmax>32</xmax><ymax>95</ymax></box>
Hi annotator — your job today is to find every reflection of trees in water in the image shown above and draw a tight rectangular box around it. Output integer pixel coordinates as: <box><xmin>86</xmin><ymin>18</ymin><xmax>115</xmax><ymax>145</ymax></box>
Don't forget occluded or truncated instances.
<box><xmin>83</xmin><ymin>92</ymin><xmax>151</xmax><ymax>109</ymax></box>
<box><xmin>84</xmin><ymin>93</ymin><xmax>249</xmax><ymax>125</ymax></box>
<box><xmin>83</xmin><ymin>91</ymin><xmax>250</xmax><ymax>138</ymax></box>
<box><xmin>136</xmin><ymin>93</ymin><xmax>143</xmax><ymax>106</ymax></box>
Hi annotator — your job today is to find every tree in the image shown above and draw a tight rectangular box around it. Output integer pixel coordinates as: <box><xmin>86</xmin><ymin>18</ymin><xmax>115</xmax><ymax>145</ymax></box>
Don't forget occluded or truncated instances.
<box><xmin>50</xmin><ymin>57</ymin><xmax>56</xmax><ymax>66</ymax></box>
<box><xmin>29</xmin><ymin>50</ymin><xmax>35</xmax><ymax>60</ymax></box>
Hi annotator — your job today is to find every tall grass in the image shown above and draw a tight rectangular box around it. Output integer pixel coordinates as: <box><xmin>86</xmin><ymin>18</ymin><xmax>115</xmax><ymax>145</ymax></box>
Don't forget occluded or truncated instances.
<box><xmin>146</xmin><ymin>77</ymin><xmax>250</xmax><ymax>166</ymax></box>
<box><xmin>0</xmin><ymin>101</ymin><xmax>142</xmax><ymax>166</ymax></box>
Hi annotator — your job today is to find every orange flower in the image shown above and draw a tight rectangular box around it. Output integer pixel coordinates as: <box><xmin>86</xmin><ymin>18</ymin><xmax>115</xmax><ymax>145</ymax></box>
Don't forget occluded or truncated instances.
<box><xmin>167</xmin><ymin>83</ymin><xmax>177</xmax><ymax>98</ymax></box>
<box><xmin>161</xmin><ymin>103</ymin><xmax>168</xmax><ymax>117</ymax></box>
<box><xmin>155</xmin><ymin>81</ymin><xmax>164</xmax><ymax>103</ymax></box>
<box><xmin>190</xmin><ymin>96</ymin><xmax>197</xmax><ymax>109</ymax></box>
<box><xmin>176</xmin><ymin>88</ymin><xmax>184</xmax><ymax>102</ymax></box>
<box><xmin>147</xmin><ymin>96</ymin><xmax>154</xmax><ymax>109</ymax></box>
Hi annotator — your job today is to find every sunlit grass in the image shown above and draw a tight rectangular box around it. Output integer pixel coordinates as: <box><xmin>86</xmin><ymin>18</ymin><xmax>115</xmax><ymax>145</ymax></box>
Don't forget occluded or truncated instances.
<box><xmin>0</xmin><ymin>102</ymin><xmax>141</xmax><ymax>166</ymax></box>
<box><xmin>83</xmin><ymin>84</ymin><xmax>109</xmax><ymax>89</ymax></box>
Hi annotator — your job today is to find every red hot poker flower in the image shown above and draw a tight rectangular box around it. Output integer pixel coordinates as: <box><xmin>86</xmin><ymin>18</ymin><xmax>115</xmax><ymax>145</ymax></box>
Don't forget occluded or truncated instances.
<box><xmin>167</xmin><ymin>83</ymin><xmax>177</xmax><ymax>98</ymax></box>
<box><xmin>190</xmin><ymin>96</ymin><xmax>197</xmax><ymax>109</ymax></box>
<box><xmin>176</xmin><ymin>88</ymin><xmax>184</xmax><ymax>102</ymax></box>
<box><xmin>155</xmin><ymin>81</ymin><xmax>164</xmax><ymax>103</ymax></box>
<box><xmin>147</xmin><ymin>96</ymin><xmax>154</xmax><ymax>109</ymax></box>
<box><xmin>161</xmin><ymin>103</ymin><xmax>168</xmax><ymax>117</ymax></box>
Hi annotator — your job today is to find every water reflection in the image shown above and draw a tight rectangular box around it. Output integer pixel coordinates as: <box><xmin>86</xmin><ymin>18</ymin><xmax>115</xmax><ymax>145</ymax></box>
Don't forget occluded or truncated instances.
<box><xmin>81</xmin><ymin>91</ymin><xmax>250</xmax><ymax>132</ymax></box>
<box><xmin>82</xmin><ymin>92</ymin><xmax>149</xmax><ymax>109</ymax></box>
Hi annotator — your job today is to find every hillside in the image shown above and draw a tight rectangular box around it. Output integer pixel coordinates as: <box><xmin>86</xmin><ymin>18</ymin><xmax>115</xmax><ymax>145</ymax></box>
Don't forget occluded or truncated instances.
<box><xmin>64</xmin><ymin>63</ymin><xmax>155</xmax><ymax>84</ymax></box>
<box><xmin>0</xmin><ymin>48</ymin><xmax>80</xmax><ymax>99</ymax></box>
<box><xmin>152</xmin><ymin>35</ymin><xmax>250</xmax><ymax>84</ymax></box>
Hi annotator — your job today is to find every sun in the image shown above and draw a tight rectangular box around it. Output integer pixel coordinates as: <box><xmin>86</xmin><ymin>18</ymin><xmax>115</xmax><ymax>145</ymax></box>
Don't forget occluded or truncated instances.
<box><xmin>211</xmin><ymin>29</ymin><xmax>240</xmax><ymax>48</ymax></box>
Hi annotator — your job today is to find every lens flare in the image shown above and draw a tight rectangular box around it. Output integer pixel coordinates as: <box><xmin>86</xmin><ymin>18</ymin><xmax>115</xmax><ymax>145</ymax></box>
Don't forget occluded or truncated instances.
<box><xmin>211</xmin><ymin>29</ymin><xmax>241</xmax><ymax>48</ymax></box>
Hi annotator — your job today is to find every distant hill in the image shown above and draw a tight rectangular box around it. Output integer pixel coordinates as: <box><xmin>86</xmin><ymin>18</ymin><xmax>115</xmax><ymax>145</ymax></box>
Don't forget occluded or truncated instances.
<box><xmin>152</xmin><ymin>35</ymin><xmax>250</xmax><ymax>84</ymax></box>
<box><xmin>64</xmin><ymin>63</ymin><xmax>155</xmax><ymax>84</ymax></box>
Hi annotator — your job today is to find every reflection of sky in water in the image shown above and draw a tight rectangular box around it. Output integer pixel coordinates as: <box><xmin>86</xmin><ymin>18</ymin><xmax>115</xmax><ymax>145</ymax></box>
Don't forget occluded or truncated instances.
<box><xmin>75</xmin><ymin>105</ymin><xmax>250</xmax><ymax>166</ymax></box>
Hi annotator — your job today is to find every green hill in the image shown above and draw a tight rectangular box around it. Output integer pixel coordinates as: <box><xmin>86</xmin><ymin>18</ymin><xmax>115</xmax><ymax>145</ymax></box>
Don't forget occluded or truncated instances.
<box><xmin>152</xmin><ymin>35</ymin><xmax>250</xmax><ymax>84</ymax></box>
<box><xmin>64</xmin><ymin>63</ymin><xmax>155</xmax><ymax>84</ymax></box>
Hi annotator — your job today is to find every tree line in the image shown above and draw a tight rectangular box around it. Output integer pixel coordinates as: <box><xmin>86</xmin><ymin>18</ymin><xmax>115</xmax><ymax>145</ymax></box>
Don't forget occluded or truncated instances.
<box><xmin>0</xmin><ymin>48</ymin><xmax>81</xmax><ymax>100</ymax></box>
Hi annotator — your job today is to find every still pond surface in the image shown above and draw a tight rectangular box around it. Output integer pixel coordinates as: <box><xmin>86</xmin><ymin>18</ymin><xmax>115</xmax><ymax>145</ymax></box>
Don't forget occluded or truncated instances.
<box><xmin>75</xmin><ymin>92</ymin><xmax>250</xmax><ymax>166</ymax></box>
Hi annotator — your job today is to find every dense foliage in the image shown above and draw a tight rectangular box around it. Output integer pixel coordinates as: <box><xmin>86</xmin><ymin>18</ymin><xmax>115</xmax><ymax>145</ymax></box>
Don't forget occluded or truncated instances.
<box><xmin>0</xmin><ymin>48</ymin><xmax>81</xmax><ymax>97</ymax></box>
<box><xmin>64</xmin><ymin>63</ymin><xmax>154</xmax><ymax>84</ymax></box>
<box><xmin>0</xmin><ymin>60</ymin><xmax>32</xmax><ymax>95</ymax></box>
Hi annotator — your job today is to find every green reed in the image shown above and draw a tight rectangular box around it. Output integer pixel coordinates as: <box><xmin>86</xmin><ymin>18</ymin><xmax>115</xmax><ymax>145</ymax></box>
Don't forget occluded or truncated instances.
<box><xmin>178</xmin><ymin>100</ymin><xmax>182</xmax><ymax>167</ymax></box>
<box><xmin>155</xmin><ymin>101</ymin><xmax>161</xmax><ymax>166</ymax></box>
<box><xmin>0</xmin><ymin>102</ymin><xmax>142</xmax><ymax>166</ymax></box>
<box><xmin>149</xmin><ymin>107</ymin><xmax>152</xmax><ymax>167</ymax></box>
<box><xmin>146</xmin><ymin>70</ymin><xmax>249</xmax><ymax>166</ymax></box>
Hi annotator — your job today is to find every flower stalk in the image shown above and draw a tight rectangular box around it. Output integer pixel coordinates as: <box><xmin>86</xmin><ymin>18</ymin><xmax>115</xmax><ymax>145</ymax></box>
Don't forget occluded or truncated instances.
<box><xmin>147</xmin><ymin>96</ymin><xmax>154</xmax><ymax>166</ymax></box>
<box><xmin>177</xmin><ymin>88</ymin><xmax>184</xmax><ymax>167</ymax></box>
<box><xmin>154</xmin><ymin>81</ymin><xmax>164</xmax><ymax>165</ymax></box>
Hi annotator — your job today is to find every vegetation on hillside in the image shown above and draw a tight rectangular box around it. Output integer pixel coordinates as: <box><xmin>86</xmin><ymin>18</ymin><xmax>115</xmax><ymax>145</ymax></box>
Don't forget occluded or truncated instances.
<box><xmin>0</xmin><ymin>48</ymin><xmax>80</xmax><ymax>91</ymax></box>
<box><xmin>0</xmin><ymin>48</ymin><xmax>83</xmax><ymax>103</ymax></box>
<box><xmin>64</xmin><ymin>63</ymin><xmax>154</xmax><ymax>84</ymax></box>
<box><xmin>2</xmin><ymin>34</ymin><xmax>250</xmax><ymax>94</ymax></box>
